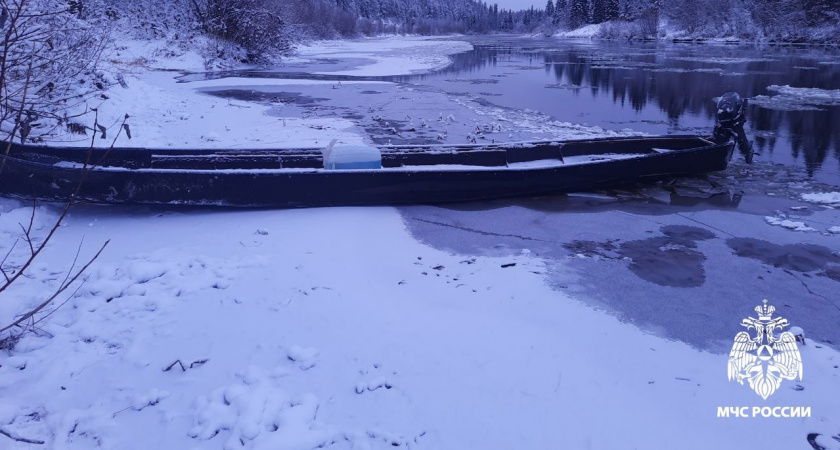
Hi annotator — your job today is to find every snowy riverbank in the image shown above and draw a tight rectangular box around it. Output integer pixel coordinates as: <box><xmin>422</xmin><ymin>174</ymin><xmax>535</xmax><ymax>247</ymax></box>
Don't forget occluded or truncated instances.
<box><xmin>553</xmin><ymin>21</ymin><xmax>840</xmax><ymax>45</ymax></box>
<box><xmin>48</xmin><ymin>37</ymin><xmax>475</xmax><ymax>150</ymax></box>
<box><xmin>1</xmin><ymin>36</ymin><xmax>839</xmax><ymax>450</ymax></box>
<box><xmin>51</xmin><ymin>36</ymin><xmax>622</xmax><ymax>150</ymax></box>
<box><xmin>3</xmin><ymin>200</ymin><xmax>839</xmax><ymax>449</ymax></box>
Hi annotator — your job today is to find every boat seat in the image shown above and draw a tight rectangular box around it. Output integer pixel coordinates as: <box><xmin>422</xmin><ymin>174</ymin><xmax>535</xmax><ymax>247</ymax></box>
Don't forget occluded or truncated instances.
<box><xmin>505</xmin><ymin>145</ymin><xmax>563</xmax><ymax>163</ymax></box>
<box><xmin>151</xmin><ymin>154</ymin><xmax>283</xmax><ymax>170</ymax></box>
<box><xmin>149</xmin><ymin>153</ymin><xmax>324</xmax><ymax>170</ymax></box>
<box><xmin>382</xmin><ymin>150</ymin><xmax>508</xmax><ymax>167</ymax></box>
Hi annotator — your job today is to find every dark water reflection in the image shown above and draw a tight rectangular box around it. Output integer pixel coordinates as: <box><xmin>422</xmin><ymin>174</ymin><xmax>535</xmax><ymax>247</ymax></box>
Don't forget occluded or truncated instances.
<box><xmin>406</xmin><ymin>37</ymin><xmax>840</xmax><ymax>184</ymax></box>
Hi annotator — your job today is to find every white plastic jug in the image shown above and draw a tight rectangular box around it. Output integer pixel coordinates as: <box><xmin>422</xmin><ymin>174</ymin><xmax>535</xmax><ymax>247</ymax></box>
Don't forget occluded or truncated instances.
<box><xmin>323</xmin><ymin>145</ymin><xmax>382</xmax><ymax>170</ymax></box>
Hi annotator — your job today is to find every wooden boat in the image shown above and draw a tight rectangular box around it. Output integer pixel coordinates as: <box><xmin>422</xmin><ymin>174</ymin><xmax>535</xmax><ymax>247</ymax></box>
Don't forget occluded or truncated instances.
<box><xmin>0</xmin><ymin>136</ymin><xmax>734</xmax><ymax>208</ymax></box>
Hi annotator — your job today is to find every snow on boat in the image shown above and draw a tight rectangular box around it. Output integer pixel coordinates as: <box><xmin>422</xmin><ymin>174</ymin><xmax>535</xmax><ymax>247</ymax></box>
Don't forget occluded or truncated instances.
<box><xmin>0</xmin><ymin>136</ymin><xmax>734</xmax><ymax>208</ymax></box>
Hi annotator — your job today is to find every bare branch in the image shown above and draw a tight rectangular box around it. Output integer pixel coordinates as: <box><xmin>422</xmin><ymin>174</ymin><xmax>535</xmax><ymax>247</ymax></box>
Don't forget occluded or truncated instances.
<box><xmin>18</xmin><ymin>222</ymin><xmax>33</xmax><ymax>255</ymax></box>
<box><xmin>0</xmin><ymin>237</ymin><xmax>20</xmax><ymax>282</ymax></box>
<box><xmin>59</xmin><ymin>235</ymin><xmax>84</xmax><ymax>289</ymax></box>
<box><xmin>0</xmin><ymin>0</ymin><xmax>111</xmax><ymax>145</ymax></box>
<box><xmin>109</xmin><ymin>115</ymin><xmax>129</xmax><ymax>148</ymax></box>
<box><xmin>18</xmin><ymin>198</ymin><xmax>37</xmax><ymax>256</ymax></box>
<box><xmin>0</xmin><ymin>427</ymin><xmax>45</xmax><ymax>445</ymax></box>
<box><xmin>0</xmin><ymin>198</ymin><xmax>72</xmax><ymax>295</ymax></box>
<box><xmin>33</xmin><ymin>277</ymin><xmax>86</xmax><ymax>326</ymax></box>
<box><xmin>0</xmin><ymin>239</ymin><xmax>109</xmax><ymax>334</ymax></box>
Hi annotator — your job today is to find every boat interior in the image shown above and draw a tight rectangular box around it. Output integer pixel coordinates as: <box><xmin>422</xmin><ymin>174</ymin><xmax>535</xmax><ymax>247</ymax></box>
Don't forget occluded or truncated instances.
<box><xmin>11</xmin><ymin>136</ymin><xmax>712</xmax><ymax>171</ymax></box>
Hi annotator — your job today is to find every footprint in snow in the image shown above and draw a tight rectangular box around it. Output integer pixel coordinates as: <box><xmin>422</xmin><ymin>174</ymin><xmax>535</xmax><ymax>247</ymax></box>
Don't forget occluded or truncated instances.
<box><xmin>190</xmin><ymin>367</ymin><xmax>329</xmax><ymax>448</ymax></box>
<box><xmin>356</xmin><ymin>364</ymin><xmax>396</xmax><ymax>394</ymax></box>
<box><xmin>286</xmin><ymin>345</ymin><xmax>319</xmax><ymax>370</ymax></box>
<box><xmin>355</xmin><ymin>377</ymin><xmax>393</xmax><ymax>394</ymax></box>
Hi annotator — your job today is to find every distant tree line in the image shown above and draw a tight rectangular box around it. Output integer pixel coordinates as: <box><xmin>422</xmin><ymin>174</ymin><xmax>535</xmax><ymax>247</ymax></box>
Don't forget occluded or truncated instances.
<box><xmin>545</xmin><ymin>0</ymin><xmax>838</xmax><ymax>42</ymax></box>
<box><xmin>327</xmin><ymin>0</ymin><xmax>839</xmax><ymax>42</ymax></box>
<box><xmin>68</xmin><ymin>0</ymin><xmax>838</xmax><ymax>69</ymax></box>
<box><xmin>180</xmin><ymin>0</ymin><xmax>556</xmax><ymax>63</ymax></box>
<box><xmin>126</xmin><ymin>0</ymin><xmax>551</xmax><ymax>64</ymax></box>
<box><xmin>325</xmin><ymin>0</ymin><xmax>550</xmax><ymax>35</ymax></box>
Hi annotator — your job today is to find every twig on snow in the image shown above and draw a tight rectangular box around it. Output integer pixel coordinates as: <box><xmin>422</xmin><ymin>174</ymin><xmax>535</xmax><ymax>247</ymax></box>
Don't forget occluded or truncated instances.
<box><xmin>0</xmin><ymin>427</ymin><xmax>45</xmax><ymax>445</ymax></box>
<box><xmin>164</xmin><ymin>360</ymin><xmax>186</xmax><ymax>372</ymax></box>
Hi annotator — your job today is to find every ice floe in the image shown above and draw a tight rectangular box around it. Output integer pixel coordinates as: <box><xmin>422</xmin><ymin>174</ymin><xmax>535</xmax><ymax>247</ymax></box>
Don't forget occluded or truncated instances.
<box><xmin>544</xmin><ymin>83</ymin><xmax>590</xmax><ymax>90</ymax></box>
<box><xmin>751</xmin><ymin>85</ymin><xmax>840</xmax><ymax>111</ymax></box>
<box><xmin>668</xmin><ymin>56</ymin><xmax>778</xmax><ymax>64</ymax></box>
<box><xmin>764</xmin><ymin>216</ymin><xmax>816</xmax><ymax>231</ymax></box>
<box><xmin>648</xmin><ymin>67</ymin><xmax>724</xmax><ymax>74</ymax></box>
<box><xmin>801</xmin><ymin>191</ymin><xmax>840</xmax><ymax>207</ymax></box>
<box><xmin>295</xmin><ymin>37</ymin><xmax>473</xmax><ymax>76</ymax></box>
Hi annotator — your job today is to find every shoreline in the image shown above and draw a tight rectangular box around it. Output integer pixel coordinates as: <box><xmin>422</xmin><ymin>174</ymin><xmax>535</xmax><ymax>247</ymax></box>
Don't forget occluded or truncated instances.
<box><xmin>551</xmin><ymin>35</ymin><xmax>840</xmax><ymax>47</ymax></box>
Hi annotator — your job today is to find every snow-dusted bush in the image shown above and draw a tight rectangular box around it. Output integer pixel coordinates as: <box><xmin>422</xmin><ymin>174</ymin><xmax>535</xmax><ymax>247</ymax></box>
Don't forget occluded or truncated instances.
<box><xmin>661</xmin><ymin>0</ymin><xmax>757</xmax><ymax>39</ymax></box>
<box><xmin>77</xmin><ymin>0</ymin><xmax>196</xmax><ymax>40</ymax></box>
<box><xmin>752</xmin><ymin>0</ymin><xmax>840</xmax><ymax>43</ymax></box>
<box><xmin>192</xmin><ymin>0</ymin><xmax>294</xmax><ymax>64</ymax></box>
<box><xmin>598</xmin><ymin>20</ymin><xmax>644</xmax><ymax>39</ymax></box>
<box><xmin>0</xmin><ymin>0</ymin><xmax>112</xmax><ymax>143</ymax></box>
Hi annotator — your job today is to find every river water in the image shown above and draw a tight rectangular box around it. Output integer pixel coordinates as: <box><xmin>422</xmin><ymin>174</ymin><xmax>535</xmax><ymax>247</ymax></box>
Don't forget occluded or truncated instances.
<box><xmin>200</xmin><ymin>36</ymin><xmax>840</xmax><ymax>184</ymax></box>
<box><xmin>391</xmin><ymin>37</ymin><xmax>840</xmax><ymax>350</ymax></box>
<box><xmin>400</xmin><ymin>36</ymin><xmax>840</xmax><ymax>185</ymax></box>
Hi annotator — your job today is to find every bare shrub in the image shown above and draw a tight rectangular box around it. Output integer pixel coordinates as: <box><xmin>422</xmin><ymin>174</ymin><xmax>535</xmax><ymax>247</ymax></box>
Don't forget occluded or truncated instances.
<box><xmin>0</xmin><ymin>0</ymin><xmax>111</xmax><ymax>144</ymax></box>
<box><xmin>191</xmin><ymin>0</ymin><xmax>294</xmax><ymax>64</ymax></box>
<box><xmin>0</xmin><ymin>111</ymin><xmax>128</xmax><ymax>351</ymax></box>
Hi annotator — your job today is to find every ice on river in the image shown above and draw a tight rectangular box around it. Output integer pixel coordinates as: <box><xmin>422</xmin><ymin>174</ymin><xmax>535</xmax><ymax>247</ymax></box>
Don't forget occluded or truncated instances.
<box><xmin>768</xmin><ymin>85</ymin><xmax>840</xmax><ymax>103</ymax></box>
<box><xmin>293</xmin><ymin>37</ymin><xmax>474</xmax><ymax>76</ymax></box>
<box><xmin>668</xmin><ymin>56</ymin><xmax>779</xmax><ymax>64</ymax></box>
<box><xmin>801</xmin><ymin>191</ymin><xmax>840</xmax><ymax>207</ymax></box>
<box><xmin>764</xmin><ymin>215</ymin><xmax>816</xmax><ymax>232</ymax></box>
<box><xmin>751</xmin><ymin>85</ymin><xmax>840</xmax><ymax>111</ymax></box>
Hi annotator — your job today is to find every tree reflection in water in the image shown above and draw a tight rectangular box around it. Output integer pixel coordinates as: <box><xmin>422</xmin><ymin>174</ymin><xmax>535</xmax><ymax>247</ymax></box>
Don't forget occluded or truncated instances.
<box><xmin>409</xmin><ymin>38</ymin><xmax>840</xmax><ymax>181</ymax></box>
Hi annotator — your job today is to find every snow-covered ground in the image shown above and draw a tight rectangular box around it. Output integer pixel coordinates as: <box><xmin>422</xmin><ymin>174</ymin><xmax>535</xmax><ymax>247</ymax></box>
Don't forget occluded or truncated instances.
<box><xmin>554</xmin><ymin>23</ymin><xmax>605</xmax><ymax>39</ymax></box>
<box><xmin>2</xmin><ymin>36</ymin><xmax>840</xmax><ymax>450</ymax></box>
<box><xmin>55</xmin><ymin>36</ymin><xmax>617</xmax><ymax>151</ymax></box>
<box><xmin>49</xmin><ymin>39</ymin><xmax>397</xmax><ymax>150</ymax></box>
<box><xmin>293</xmin><ymin>37</ymin><xmax>474</xmax><ymax>76</ymax></box>
<box><xmin>3</xmin><ymin>199</ymin><xmax>839</xmax><ymax>450</ymax></box>
<box><xmin>552</xmin><ymin>22</ymin><xmax>745</xmax><ymax>42</ymax></box>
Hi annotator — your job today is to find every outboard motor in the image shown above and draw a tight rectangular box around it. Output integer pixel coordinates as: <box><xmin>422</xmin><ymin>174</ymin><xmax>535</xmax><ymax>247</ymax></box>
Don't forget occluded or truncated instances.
<box><xmin>713</xmin><ymin>92</ymin><xmax>755</xmax><ymax>163</ymax></box>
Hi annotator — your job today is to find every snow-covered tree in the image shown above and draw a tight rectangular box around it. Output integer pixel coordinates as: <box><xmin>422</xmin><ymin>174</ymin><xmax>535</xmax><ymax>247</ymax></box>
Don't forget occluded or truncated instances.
<box><xmin>749</xmin><ymin>0</ymin><xmax>808</xmax><ymax>38</ymax></box>
<box><xmin>553</xmin><ymin>0</ymin><xmax>567</xmax><ymax>24</ymax></box>
<box><xmin>604</xmin><ymin>0</ymin><xmax>618</xmax><ymax>21</ymax></box>
<box><xmin>592</xmin><ymin>0</ymin><xmax>606</xmax><ymax>23</ymax></box>
<box><xmin>620</xmin><ymin>0</ymin><xmax>659</xmax><ymax>35</ymax></box>
<box><xmin>570</xmin><ymin>0</ymin><xmax>589</xmax><ymax>27</ymax></box>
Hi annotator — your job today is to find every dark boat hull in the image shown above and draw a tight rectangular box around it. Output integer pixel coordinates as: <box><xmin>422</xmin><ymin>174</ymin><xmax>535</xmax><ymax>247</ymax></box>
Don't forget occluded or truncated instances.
<box><xmin>0</xmin><ymin>137</ymin><xmax>734</xmax><ymax>208</ymax></box>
